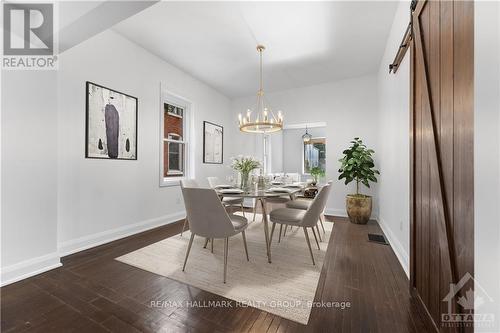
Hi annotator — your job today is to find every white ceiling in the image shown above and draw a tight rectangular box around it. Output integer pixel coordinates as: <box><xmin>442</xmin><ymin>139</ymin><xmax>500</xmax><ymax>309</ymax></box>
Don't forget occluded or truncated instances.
<box><xmin>59</xmin><ymin>1</ymin><xmax>158</xmax><ymax>52</ymax></box>
<box><xmin>113</xmin><ymin>1</ymin><xmax>398</xmax><ymax>98</ymax></box>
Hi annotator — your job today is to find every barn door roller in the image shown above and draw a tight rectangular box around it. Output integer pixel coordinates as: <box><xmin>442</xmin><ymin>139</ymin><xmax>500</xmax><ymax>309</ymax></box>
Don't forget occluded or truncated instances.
<box><xmin>388</xmin><ymin>1</ymin><xmax>418</xmax><ymax>74</ymax></box>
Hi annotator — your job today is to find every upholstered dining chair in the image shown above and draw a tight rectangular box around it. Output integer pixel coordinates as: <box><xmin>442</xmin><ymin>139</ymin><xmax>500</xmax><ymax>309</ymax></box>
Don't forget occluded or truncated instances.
<box><xmin>285</xmin><ymin>180</ymin><xmax>333</xmax><ymax>238</ymax></box>
<box><xmin>180</xmin><ymin>185</ymin><xmax>250</xmax><ymax>283</ymax></box>
<box><xmin>268</xmin><ymin>183</ymin><xmax>331</xmax><ymax>265</ymax></box>
<box><xmin>179</xmin><ymin>179</ymin><xmax>200</xmax><ymax>236</ymax></box>
<box><xmin>252</xmin><ymin>196</ymin><xmax>291</xmax><ymax>222</ymax></box>
<box><xmin>207</xmin><ymin>176</ymin><xmax>246</xmax><ymax>217</ymax></box>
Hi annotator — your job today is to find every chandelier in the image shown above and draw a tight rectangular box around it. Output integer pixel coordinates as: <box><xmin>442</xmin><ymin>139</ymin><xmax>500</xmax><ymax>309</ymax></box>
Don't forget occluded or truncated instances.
<box><xmin>238</xmin><ymin>45</ymin><xmax>283</xmax><ymax>133</ymax></box>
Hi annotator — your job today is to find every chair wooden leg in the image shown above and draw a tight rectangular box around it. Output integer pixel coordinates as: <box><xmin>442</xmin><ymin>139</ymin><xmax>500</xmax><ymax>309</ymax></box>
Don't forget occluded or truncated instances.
<box><xmin>211</xmin><ymin>238</ymin><xmax>214</xmax><ymax>253</ymax></box>
<box><xmin>311</xmin><ymin>226</ymin><xmax>321</xmax><ymax>250</ymax></box>
<box><xmin>278</xmin><ymin>224</ymin><xmax>283</xmax><ymax>243</ymax></box>
<box><xmin>303</xmin><ymin>227</ymin><xmax>316</xmax><ymax>265</ymax></box>
<box><xmin>203</xmin><ymin>238</ymin><xmax>209</xmax><ymax>248</ymax></box>
<box><xmin>316</xmin><ymin>225</ymin><xmax>322</xmax><ymax>242</ymax></box>
<box><xmin>319</xmin><ymin>215</ymin><xmax>326</xmax><ymax>233</ymax></box>
<box><xmin>182</xmin><ymin>233</ymin><xmax>195</xmax><ymax>271</ymax></box>
<box><xmin>241</xmin><ymin>204</ymin><xmax>246</xmax><ymax>218</ymax></box>
<box><xmin>242</xmin><ymin>231</ymin><xmax>249</xmax><ymax>261</ymax></box>
<box><xmin>269</xmin><ymin>222</ymin><xmax>276</xmax><ymax>245</ymax></box>
<box><xmin>223</xmin><ymin>238</ymin><xmax>229</xmax><ymax>283</ymax></box>
<box><xmin>181</xmin><ymin>218</ymin><xmax>188</xmax><ymax>236</ymax></box>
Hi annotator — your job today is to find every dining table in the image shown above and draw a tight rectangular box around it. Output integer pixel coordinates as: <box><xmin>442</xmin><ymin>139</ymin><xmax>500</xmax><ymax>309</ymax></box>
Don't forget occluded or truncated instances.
<box><xmin>216</xmin><ymin>185</ymin><xmax>303</xmax><ymax>264</ymax></box>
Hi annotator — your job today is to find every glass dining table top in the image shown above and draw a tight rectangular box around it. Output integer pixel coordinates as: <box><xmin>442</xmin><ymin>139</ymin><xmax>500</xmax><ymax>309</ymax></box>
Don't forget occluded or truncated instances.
<box><xmin>214</xmin><ymin>183</ymin><xmax>305</xmax><ymax>264</ymax></box>
<box><xmin>215</xmin><ymin>186</ymin><xmax>303</xmax><ymax>198</ymax></box>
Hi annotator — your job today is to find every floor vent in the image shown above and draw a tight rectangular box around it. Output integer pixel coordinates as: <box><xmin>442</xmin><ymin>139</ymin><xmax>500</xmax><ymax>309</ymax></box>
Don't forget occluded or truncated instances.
<box><xmin>367</xmin><ymin>233</ymin><xmax>389</xmax><ymax>245</ymax></box>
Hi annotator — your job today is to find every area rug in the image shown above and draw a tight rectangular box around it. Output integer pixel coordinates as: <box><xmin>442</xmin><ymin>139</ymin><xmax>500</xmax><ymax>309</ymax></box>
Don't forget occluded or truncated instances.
<box><xmin>115</xmin><ymin>214</ymin><xmax>333</xmax><ymax>324</ymax></box>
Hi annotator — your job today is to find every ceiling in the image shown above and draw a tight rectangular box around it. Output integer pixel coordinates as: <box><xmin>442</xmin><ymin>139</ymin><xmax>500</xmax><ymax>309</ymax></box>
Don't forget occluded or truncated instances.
<box><xmin>113</xmin><ymin>1</ymin><xmax>398</xmax><ymax>98</ymax></box>
<box><xmin>59</xmin><ymin>1</ymin><xmax>158</xmax><ymax>52</ymax></box>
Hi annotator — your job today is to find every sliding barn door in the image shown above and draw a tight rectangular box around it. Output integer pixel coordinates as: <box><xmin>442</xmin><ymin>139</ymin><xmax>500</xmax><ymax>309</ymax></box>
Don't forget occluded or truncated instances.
<box><xmin>410</xmin><ymin>0</ymin><xmax>474</xmax><ymax>332</ymax></box>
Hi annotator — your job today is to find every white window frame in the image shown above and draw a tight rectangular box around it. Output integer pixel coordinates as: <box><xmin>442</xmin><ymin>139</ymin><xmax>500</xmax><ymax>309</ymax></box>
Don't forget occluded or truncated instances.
<box><xmin>160</xmin><ymin>87</ymin><xmax>194</xmax><ymax>187</ymax></box>
<box><xmin>165</xmin><ymin>140</ymin><xmax>184</xmax><ymax>176</ymax></box>
<box><xmin>262</xmin><ymin>134</ymin><xmax>270</xmax><ymax>174</ymax></box>
<box><xmin>302</xmin><ymin>136</ymin><xmax>326</xmax><ymax>175</ymax></box>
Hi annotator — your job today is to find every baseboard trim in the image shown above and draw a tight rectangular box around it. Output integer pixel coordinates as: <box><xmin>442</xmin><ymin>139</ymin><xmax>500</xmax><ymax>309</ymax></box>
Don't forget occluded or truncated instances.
<box><xmin>1</xmin><ymin>252</ymin><xmax>61</xmax><ymax>287</ymax></box>
<box><xmin>324</xmin><ymin>207</ymin><xmax>379</xmax><ymax>221</ymax></box>
<box><xmin>1</xmin><ymin>212</ymin><xmax>186</xmax><ymax>287</ymax></box>
<box><xmin>58</xmin><ymin>211</ymin><xmax>186</xmax><ymax>257</ymax></box>
<box><xmin>377</xmin><ymin>216</ymin><xmax>409</xmax><ymax>277</ymax></box>
<box><xmin>324</xmin><ymin>208</ymin><xmax>348</xmax><ymax>217</ymax></box>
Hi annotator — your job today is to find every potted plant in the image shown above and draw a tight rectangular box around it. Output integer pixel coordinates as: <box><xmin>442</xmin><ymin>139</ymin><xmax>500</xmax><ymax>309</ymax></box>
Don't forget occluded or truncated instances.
<box><xmin>338</xmin><ymin>138</ymin><xmax>379</xmax><ymax>224</ymax></box>
<box><xmin>230</xmin><ymin>155</ymin><xmax>260</xmax><ymax>190</ymax></box>
<box><xmin>309</xmin><ymin>166</ymin><xmax>325</xmax><ymax>186</ymax></box>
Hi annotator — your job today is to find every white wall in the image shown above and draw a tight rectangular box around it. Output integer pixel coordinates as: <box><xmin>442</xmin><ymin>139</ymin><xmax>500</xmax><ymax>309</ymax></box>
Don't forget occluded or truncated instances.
<box><xmin>375</xmin><ymin>1</ymin><xmax>410</xmax><ymax>275</ymax></box>
<box><xmin>57</xmin><ymin>30</ymin><xmax>233</xmax><ymax>255</ymax></box>
<box><xmin>1</xmin><ymin>71</ymin><xmax>61</xmax><ymax>285</ymax></box>
<box><xmin>269</xmin><ymin>131</ymin><xmax>283</xmax><ymax>173</ymax></box>
<box><xmin>230</xmin><ymin>75</ymin><xmax>380</xmax><ymax>218</ymax></box>
<box><xmin>474</xmin><ymin>1</ymin><xmax>500</xmax><ymax>331</ymax></box>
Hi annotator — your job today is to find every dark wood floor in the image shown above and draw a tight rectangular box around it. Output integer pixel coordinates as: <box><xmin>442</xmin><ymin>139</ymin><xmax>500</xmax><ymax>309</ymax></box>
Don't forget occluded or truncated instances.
<box><xmin>1</xmin><ymin>216</ymin><xmax>434</xmax><ymax>332</ymax></box>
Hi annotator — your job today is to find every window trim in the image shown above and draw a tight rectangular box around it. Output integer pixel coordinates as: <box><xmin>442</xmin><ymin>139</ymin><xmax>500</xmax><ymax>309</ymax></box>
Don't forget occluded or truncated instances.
<box><xmin>159</xmin><ymin>88</ymin><xmax>194</xmax><ymax>187</ymax></box>
<box><xmin>165</xmin><ymin>140</ymin><xmax>185</xmax><ymax>176</ymax></box>
<box><xmin>262</xmin><ymin>134</ymin><xmax>270</xmax><ymax>174</ymax></box>
<box><xmin>302</xmin><ymin>136</ymin><xmax>326</xmax><ymax>175</ymax></box>
<box><xmin>167</xmin><ymin>111</ymin><xmax>183</xmax><ymax>119</ymax></box>
<box><xmin>167</xmin><ymin>133</ymin><xmax>183</xmax><ymax>141</ymax></box>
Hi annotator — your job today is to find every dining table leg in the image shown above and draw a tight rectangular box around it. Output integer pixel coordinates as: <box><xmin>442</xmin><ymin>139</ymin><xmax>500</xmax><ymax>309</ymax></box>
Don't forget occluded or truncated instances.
<box><xmin>259</xmin><ymin>198</ymin><xmax>272</xmax><ymax>263</ymax></box>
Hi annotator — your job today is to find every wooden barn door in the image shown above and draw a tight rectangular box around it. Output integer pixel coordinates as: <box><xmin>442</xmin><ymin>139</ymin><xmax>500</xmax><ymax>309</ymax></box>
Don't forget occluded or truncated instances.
<box><xmin>410</xmin><ymin>0</ymin><xmax>474</xmax><ymax>332</ymax></box>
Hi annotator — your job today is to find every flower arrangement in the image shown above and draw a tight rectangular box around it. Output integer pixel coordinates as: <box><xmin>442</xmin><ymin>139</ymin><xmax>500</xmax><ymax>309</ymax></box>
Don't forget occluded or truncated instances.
<box><xmin>230</xmin><ymin>155</ymin><xmax>261</xmax><ymax>189</ymax></box>
<box><xmin>230</xmin><ymin>155</ymin><xmax>261</xmax><ymax>173</ymax></box>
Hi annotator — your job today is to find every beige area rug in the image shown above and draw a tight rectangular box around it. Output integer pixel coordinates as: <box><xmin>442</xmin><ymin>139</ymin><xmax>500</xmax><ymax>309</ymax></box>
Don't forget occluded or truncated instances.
<box><xmin>116</xmin><ymin>213</ymin><xmax>333</xmax><ymax>324</ymax></box>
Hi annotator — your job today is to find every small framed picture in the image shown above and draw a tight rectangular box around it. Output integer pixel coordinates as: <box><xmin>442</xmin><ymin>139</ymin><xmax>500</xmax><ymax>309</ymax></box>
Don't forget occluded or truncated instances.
<box><xmin>85</xmin><ymin>82</ymin><xmax>138</xmax><ymax>160</ymax></box>
<box><xmin>203</xmin><ymin>121</ymin><xmax>223</xmax><ymax>164</ymax></box>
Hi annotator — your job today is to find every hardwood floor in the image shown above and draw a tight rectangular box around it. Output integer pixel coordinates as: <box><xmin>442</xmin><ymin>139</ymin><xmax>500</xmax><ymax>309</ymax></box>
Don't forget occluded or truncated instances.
<box><xmin>1</xmin><ymin>216</ymin><xmax>434</xmax><ymax>332</ymax></box>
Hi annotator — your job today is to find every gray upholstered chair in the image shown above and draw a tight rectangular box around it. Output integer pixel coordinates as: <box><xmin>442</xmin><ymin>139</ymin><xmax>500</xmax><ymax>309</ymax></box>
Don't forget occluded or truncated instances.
<box><xmin>180</xmin><ymin>185</ymin><xmax>250</xmax><ymax>283</ymax></box>
<box><xmin>207</xmin><ymin>176</ymin><xmax>246</xmax><ymax>217</ymax></box>
<box><xmin>179</xmin><ymin>179</ymin><xmax>200</xmax><ymax>236</ymax></box>
<box><xmin>269</xmin><ymin>183</ymin><xmax>331</xmax><ymax>265</ymax></box>
<box><xmin>252</xmin><ymin>196</ymin><xmax>291</xmax><ymax>222</ymax></box>
<box><xmin>285</xmin><ymin>180</ymin><xmax>332</xmax><ymax>236</ymax></box>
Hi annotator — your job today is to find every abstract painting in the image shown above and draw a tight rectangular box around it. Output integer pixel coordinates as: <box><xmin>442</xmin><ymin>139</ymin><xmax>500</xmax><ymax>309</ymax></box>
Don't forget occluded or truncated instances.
<box><xmin>203</xmin><ymin>121</ymin><xmax>223</xmax><ymax>164</ymax></box>
<box><xmin>86</xmin><ymin>82</ymin><xmax>138</xmax><ymax>160</ymax></box>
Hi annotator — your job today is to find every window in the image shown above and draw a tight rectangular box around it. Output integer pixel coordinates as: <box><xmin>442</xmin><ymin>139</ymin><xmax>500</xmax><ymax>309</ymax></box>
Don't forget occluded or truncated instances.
<box><xmin>303</xmin><ymin>137</ymin><xmax>326</xmax><ymax>174</ymax></box>
<box><xmin>163</xmin><ymin>103</ymin><xmax>185</xmax><ymax>177</ymax></box>
<box><xmin>166</xmin><ymin>103</ymin><xmax>183</xmax><ymax>118</ymax></box>
<box><xmin>160</xmin><ymin>91</ymin><xmax>192</xmax><ymax>186</ymax></box>
<box><xmin>263</xmin><ymin>135</ymin><xmax>270</xmax><ymax>174</ymax></box>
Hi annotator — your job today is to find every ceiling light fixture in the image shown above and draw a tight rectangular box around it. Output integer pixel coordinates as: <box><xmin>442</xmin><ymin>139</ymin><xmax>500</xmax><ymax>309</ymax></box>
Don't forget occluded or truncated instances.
<box><xmin>302</xmin><ymin>125</ymin><xmax>312</xmax><ymax>143</ymax></box>
<box><xmin>238</xmin><ymin>45</ymin><xmax>283</xmax><ymax>133</ymax></box>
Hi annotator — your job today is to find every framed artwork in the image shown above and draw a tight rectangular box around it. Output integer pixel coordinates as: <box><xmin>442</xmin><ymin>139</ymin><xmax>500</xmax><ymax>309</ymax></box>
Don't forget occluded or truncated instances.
<box><xmin>203</xmin><ymin>121</ymin><xmax>223</xmax><ymax>164</ymax></box>
<box><xmin>85</xmin><ymin>81</ymin><xmax>138</xmax><ymax>160</ymax></box>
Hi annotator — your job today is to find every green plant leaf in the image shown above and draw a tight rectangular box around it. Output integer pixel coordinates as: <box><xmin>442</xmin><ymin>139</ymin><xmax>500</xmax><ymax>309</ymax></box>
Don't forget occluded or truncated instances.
<box><xmin>338</xmin><ymin>137</ymin><xmax>379</xmax><ymax>194</ymax></box>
